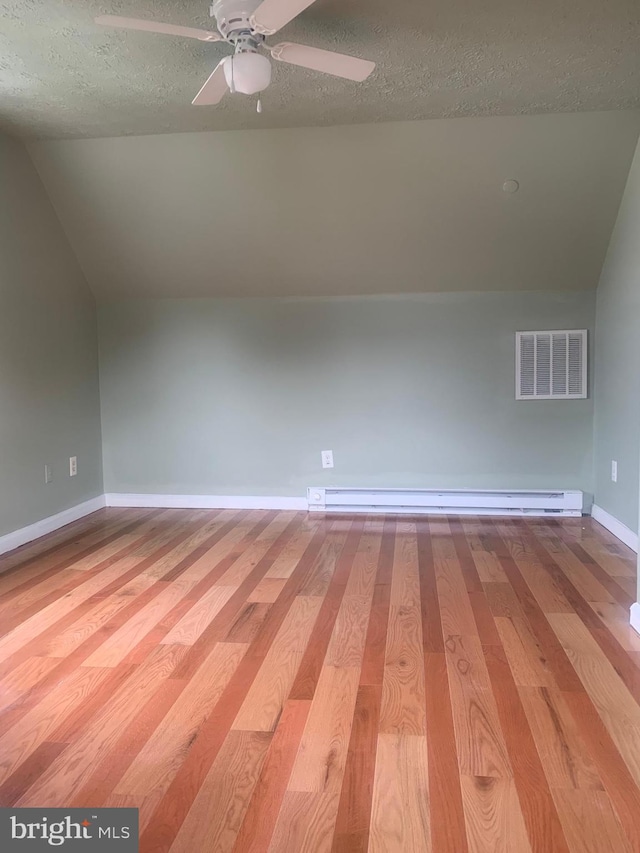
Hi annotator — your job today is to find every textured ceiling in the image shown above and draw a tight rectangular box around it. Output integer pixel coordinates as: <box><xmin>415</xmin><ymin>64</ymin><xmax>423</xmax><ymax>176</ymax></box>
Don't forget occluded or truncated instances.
<box><xmin>1</xmin><ymin>0</ymin><xmax>639</xmax><ymax>139</ymax></box>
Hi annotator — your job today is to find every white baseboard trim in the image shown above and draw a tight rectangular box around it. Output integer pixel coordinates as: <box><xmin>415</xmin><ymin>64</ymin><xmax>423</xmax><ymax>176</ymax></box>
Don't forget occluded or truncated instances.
<box><xmin>4</xmin><ymin>494</ymin><xmax>634</xmax><ymax>564</ymax></box>
<box><xmin>0</xmin><ymin>495</ymin><xmax>107</xmax><ymax>558</ymax></box>
<box><xmin>631</xmin><ymin>603</ymin><xmax>640</xmax><ymax>637</ymax></box>
<box><xmin>591</xmin><ymin>504</ymin><xmax>638</xmax><ymax>553</ymax></box>
<box><xmin>104</xmin><ymin>493</ymin><xmax>308</xmax><ymax>511</ymax></box>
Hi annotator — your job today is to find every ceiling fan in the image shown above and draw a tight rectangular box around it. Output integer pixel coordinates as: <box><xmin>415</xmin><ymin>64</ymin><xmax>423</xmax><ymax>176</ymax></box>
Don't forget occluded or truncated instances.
<box><xmin>95</xmin><ymin>0</ymin><xmax>375</xmax><ymax>111</ymax></box>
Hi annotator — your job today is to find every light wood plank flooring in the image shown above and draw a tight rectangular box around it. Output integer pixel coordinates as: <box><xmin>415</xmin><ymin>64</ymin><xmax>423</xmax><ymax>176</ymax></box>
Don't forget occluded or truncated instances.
<box><xmin>0</xmin><ymin>507</ymin><xmax>640</xmax><ymax>852</ymax></box>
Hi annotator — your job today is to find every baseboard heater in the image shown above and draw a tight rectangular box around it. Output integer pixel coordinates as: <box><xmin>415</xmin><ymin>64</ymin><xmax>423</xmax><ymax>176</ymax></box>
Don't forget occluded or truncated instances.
<box><xmin>307</xmin><ymin>488</ymin><xmax>583</xmax><ymax>517</ymax></box>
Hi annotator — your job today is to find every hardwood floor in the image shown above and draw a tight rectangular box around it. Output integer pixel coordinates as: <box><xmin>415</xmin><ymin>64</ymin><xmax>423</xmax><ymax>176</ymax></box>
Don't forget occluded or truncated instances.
<box><xmin>1</xmin><ymin>507</ymin><xmax>640</xmax><ymax>852</ymax></box>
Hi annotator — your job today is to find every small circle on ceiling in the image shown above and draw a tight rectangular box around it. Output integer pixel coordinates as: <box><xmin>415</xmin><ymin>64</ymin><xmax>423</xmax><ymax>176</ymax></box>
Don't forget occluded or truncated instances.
<box><xmin>502</xmin><ymin>179</ymin><xmax>520</xmax><ymax>194</ymax></box>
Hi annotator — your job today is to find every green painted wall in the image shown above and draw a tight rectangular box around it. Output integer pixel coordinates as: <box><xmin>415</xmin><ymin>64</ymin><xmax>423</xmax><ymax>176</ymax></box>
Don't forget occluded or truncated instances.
<box><xmin>98</xmin><ymin>291</ymin><xmax>595</xmax><ymax>500</ymax></box>
<box><xmin>594</xmin><ymin>139</ymin><xmax>640</xmax><ymax>535</ymax></box>
<box><xmin>0</xmin><ymin>134</ymin><xmax>103</xmax><ymax>537</ymax></box>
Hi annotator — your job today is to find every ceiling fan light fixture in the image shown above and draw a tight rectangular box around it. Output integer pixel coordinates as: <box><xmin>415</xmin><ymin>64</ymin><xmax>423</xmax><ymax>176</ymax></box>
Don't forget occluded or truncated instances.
<box><xmin>223</xmin><ymin>52</ymin><xmax>272</xmax><ymax>94</ymax></box>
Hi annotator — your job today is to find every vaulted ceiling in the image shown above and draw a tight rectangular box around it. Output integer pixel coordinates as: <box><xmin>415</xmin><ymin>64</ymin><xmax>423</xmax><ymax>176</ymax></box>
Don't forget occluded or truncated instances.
<box><xmin>1</xmin><ymin>0</ymin><xmax>640</xmax><ymax>140</ymax></box>
<box><xmin>29</xmin><ymin>112</ymin><xmax>640</xmax><ymax>298</ymax></box>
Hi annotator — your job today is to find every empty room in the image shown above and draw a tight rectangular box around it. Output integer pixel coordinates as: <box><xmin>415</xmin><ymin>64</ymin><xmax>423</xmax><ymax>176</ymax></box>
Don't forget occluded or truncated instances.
<box><xmin>1</xmin><ymin>1</ymin><xmax>640</xmax><ymax>851</ymax></box>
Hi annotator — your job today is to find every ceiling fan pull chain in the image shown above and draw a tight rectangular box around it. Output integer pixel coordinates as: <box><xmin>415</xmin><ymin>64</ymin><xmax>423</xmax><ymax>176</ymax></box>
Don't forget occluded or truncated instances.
<box><xmin>257</xmin><ymin>98</ymin><xmax>263</xmax><ymax>114</ymax></box>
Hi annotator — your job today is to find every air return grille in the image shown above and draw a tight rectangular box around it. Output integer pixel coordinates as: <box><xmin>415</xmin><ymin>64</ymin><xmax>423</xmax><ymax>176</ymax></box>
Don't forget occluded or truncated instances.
<box><xmin>516</xmin><ymin>330</ymin><xmax>587</xmax><ymax>400</ymax></box>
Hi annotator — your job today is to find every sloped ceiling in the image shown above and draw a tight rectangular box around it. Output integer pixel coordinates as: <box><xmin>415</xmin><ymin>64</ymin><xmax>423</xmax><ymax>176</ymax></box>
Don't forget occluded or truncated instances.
<box><xmin>29</xmin><ymin>111</ymin><xmax>640</xmax><ymax>298</ymax></box>
<box><xmin>1</xmin><ymin>0</ymin><xmax>640</xmax><ymax>139</ymax></box>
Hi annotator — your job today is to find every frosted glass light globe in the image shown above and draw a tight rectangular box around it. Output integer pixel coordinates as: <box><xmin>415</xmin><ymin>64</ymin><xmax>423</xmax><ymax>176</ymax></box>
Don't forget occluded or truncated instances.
<box><xmin>224</xmin><ymin>53</ymin><xmax>272</xmax><ymax>95</ymax></box>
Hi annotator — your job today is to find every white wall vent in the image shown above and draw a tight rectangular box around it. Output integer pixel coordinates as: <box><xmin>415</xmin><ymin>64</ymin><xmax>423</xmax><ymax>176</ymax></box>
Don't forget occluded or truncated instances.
<box><xmin>516</xmin><ymin>330</ymin><xmax>587</xmax><ymax>400</ymax></box>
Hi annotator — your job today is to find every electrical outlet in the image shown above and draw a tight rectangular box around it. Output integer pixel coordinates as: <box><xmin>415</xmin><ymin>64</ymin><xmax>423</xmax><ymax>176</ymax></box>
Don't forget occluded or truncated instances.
<box><xmin>321</xmin><ymin>450</ymin><xmax>334</xmax><ymax>469</ymax></box>
<box><xmin>44</xmin><ymin>464</ymin><xmax>53</xmax><ymax>484</ymax></box>
<box><xmin>611</xmin><ymin>460</ymin><xmax>618</xmax><ymax>483</ymax></box>
<box><xmin>69</xmin><ymin>456</ymin><xmax>77</xmax><ymax>477</ymax></box>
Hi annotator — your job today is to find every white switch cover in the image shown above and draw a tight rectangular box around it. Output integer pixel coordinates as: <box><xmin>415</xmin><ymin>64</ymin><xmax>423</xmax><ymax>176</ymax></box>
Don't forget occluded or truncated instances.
<box><xmin>611</xmin><ymin>460</ymin><xmax>618</xmax><ymax>483</ymax></box>
<box><xmin>44</xmin><ymin>464</ymin><xmax>53</xmax><ymax>484</ymax></box>
<box><xmin>321</xmin><ymin>450</ymin><xmax>334</xmax><ymax>469</ymax></box>
<box><xmin>69</xmin><ymin>456</ymin><xmax>78</xmax><ymax>477</ymax></box>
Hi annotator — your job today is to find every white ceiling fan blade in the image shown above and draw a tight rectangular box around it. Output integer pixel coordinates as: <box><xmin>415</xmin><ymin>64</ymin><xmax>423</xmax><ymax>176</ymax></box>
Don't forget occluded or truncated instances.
<box><xmin>250</xmin><ymin>0</ymin><xmax>320</xmax><ymax>35</ymax></box>
<box><xmin>192</xmin><ymin>61</ymin><xmax>229</xmax><ymax>106</ymax></box>
<box><xmin>270</xmin><ymin>43</ymin><xmax>375</xmax><ymax>82</ymax></box>
<box><xmin>95</xmin><ymin>15</ymin><xmax>222</xmax><ymax>42</ymax></box>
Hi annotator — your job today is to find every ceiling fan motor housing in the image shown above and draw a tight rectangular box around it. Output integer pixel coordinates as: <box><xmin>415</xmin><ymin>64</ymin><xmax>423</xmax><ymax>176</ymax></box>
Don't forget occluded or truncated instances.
<box><xmin>210</xmin><ymin>0</ymin><xmax>263</xmax><ymax>42</ymax></box>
